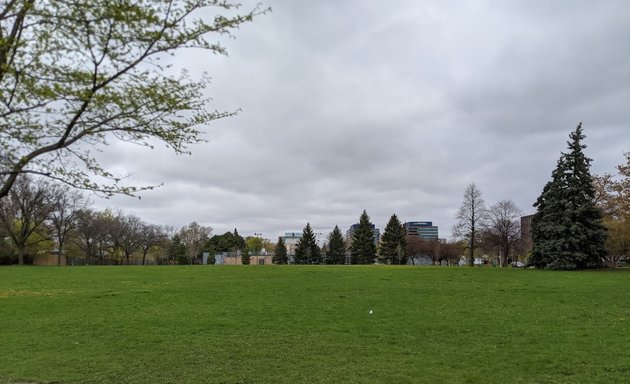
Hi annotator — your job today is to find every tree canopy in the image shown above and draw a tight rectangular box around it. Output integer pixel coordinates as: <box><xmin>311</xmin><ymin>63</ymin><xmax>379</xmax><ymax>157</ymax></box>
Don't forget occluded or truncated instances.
<box><xmin>0</xmin><ymin>1</ymin><xmax>268</xmax><ymax>199</ymax></box>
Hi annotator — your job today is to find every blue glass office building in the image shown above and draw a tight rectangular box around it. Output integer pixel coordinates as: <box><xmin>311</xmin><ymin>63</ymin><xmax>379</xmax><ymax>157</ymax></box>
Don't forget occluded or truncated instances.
<box><xmin>404</xmin><ymin>221</ymin><xmax>439</xmax><ymax>239</ymax></box>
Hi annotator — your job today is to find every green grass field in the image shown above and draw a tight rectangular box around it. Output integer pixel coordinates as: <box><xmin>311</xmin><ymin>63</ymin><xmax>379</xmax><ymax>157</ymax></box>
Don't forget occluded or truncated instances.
<box><xmin>1</xmin><ymin>266</ymin><xmax>629</xmax><ymax>383</ymax></box>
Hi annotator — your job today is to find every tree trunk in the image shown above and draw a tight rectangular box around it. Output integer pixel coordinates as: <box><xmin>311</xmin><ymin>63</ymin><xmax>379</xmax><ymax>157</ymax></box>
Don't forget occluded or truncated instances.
<box><xmin>58</xmin><ymin>244</ymin><xmax>63</xmax><ymax>266</ymax></box>
<box><xmin>18</xmin><ymin>247</ymin><xmax>25</xmax><ymax>265</ymax></box>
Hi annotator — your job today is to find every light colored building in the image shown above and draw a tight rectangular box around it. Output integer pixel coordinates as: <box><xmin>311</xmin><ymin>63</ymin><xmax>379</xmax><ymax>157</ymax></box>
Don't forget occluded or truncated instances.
<box><xmin>215</xmin><ymin>253</ymin><xmax>274</xmax><ymax>265</ymax></box>
<box><xmin>279</xmin><ymin>232</ymin><xmax>302</xmax><ymax>256</ymax></box>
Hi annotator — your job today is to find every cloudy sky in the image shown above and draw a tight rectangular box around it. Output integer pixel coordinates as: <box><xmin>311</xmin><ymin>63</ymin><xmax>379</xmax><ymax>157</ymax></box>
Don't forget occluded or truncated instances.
<box><xmin>93</xmin><ymin>0</ymin><xmax>629</xmax><ymax>242</ymax></box>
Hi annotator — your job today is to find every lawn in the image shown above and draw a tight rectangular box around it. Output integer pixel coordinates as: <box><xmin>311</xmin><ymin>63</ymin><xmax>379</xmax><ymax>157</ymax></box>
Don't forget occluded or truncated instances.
<box><xmin>1</xmin><ymin>266</ymin><xmax>629</xmax><ymax>383</ymax></box>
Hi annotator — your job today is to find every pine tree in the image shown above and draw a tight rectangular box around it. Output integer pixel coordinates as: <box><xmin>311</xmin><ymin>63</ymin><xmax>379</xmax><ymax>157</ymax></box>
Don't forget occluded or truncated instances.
<box><xmin>294</xmin><ymin>223</ymin><xmax>321</xmax><ymax>264</ymax></box>
<box><xmin>530</xmin><ymin>123</ymin><xmax>607</xmax><ymax>269</ymax></box>
<box><xmin>241</xmin><ymin>247</ymin><xmax>250</xmax><ymax>265</ymax></box>
<box><xmin>233</xmin><ymin>228</ymin><xmax>246</xmax><ymax>251</ymax></box>
<box><xmin>327</xmin><ymin>225</ymin><xmax>346</xmax><ymax>264</ymax></box>
<box><xmin>379</xmin><ymin>214</ymin><xmax>407</xmax><ymax>264</ymax></box>
<box><xmin>273</xmin><ymin>237</ymin><xmax>288</xmax><ymax>264</ymax></box>
<box><xmin>351</xmin><ymin>210</ymin><xmax>377</xmax><ymax>264</ymax></box>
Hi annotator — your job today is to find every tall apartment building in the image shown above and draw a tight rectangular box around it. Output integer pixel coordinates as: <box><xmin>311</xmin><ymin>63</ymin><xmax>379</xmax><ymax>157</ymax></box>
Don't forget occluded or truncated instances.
<box><xmin>346</xmin><ymin>224</ymin><xmax>381</xmax><ymax>245</ymax></box>
<box><xmin>403</xmin><ymin>221</ymin><xmax>439</xmax><ymax>239</ymax></box>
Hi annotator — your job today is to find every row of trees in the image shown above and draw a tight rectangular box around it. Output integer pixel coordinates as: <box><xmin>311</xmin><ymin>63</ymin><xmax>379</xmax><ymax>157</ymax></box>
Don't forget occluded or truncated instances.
<box><xmin>452</xmin><ymin>123</ymin><xmax>627</xmax><ymax>270</ymax></box>
<box><xmin>0</xmin><ymin>175</ymin><xmax>264</xmax><ymax>265</ymax></box>
<box><xmin>452</xmin><ymin>184</ymin><xmax>523</xmax><ymax>267</ymax></box>
<box><xmin>528</xmin><ymin>124</ymin><xmax>630</xmax><ymax>269</ymax></box>
<box><xmin>280</xmin><ymin>211</ymin><xmax>464</xmax><ymax>266</ymax></box>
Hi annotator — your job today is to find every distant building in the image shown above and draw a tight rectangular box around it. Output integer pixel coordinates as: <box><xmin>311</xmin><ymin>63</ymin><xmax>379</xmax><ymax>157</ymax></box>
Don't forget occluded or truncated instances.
<box><xmin>520</xmin><ymin>214</ymin><xmax>535</xmax><ymax>254</ymax></box>
<box><xmin>346</xmin><ymin>224</ymin><xmax>380</xmax><ymax>245</ymax></box>
<box><xmin>403</xmin><ymin>221</ymin><xmax>439</xmax><ymax>240</ymax></box>
<box><xmin>279</xmin><ymin>232</ymin><xmax>302</xmax><ymax>259</ymax></box>
<box><xmin>215</xmin><ymin>254</ymin><xmax>274</xmax><ymax>265</ymax></box>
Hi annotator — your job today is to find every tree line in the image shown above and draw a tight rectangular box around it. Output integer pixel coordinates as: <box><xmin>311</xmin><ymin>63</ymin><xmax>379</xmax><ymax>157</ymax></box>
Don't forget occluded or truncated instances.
<box><xmin>0</xmin><ymin>176</ymin><xmax>270</xmax><ymax>265</ymax></box>
<box><xmin>273</xmin><ymin>211</ymin><xmax>464</xmax><ymax>266</ymax></box>
<box><xmin>452</xmin><ymin>124</ymin><xmax>629</xmax><ymax>270</ymax></box>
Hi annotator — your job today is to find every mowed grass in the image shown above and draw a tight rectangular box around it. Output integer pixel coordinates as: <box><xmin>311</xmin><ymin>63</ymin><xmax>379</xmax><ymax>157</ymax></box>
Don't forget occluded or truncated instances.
<box><xmin>1</xmin><ymin>266</ymin><xmax>629</xmax><ymax>383</ymax></box>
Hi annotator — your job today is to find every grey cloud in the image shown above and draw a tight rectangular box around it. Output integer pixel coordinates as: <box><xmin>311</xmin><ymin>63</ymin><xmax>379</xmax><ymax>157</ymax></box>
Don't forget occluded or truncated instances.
<box><xmin>91</xmin><ymin>0</ymin><xmax>629</xmax><ymax>241</ymax></box>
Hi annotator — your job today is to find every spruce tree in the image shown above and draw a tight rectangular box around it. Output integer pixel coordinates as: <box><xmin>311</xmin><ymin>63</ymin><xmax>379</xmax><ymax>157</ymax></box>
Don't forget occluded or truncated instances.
<box><xmin>273</xmin><ymin>237</ymin><xmax>288</xmax><ymax>264</ymax></box>
<box><xmin>233</xmin><ymin>228</ymin><xmax>246</xmax><ymax>251</ymax></box>
<box><xmin>241</xmin><ymin>247</ymin><xmax>250</xmax><ymax>265</ymax></box>
<box><xmin>350</xmin><ymin>210</ymin><xmax>377</xmax><ymax>264</ymax></box>
<box><xmin>294</xmin><ymin>223</ymin><xmax>321</xmax><ymax>264</ymax></box>
<box><xmin>327</xmin><ymin>225</ymin><xmax>346</xmax><ymax>264</ymax></box>
<box><xmin>530</xmin><ymin>123</ymin><xmax>607</xmax><ymax>269</ymax></box>
<box><xmin>379</xmin><ymin>214</ymin><xmax>407</xmax><ymax>264</ymax></box>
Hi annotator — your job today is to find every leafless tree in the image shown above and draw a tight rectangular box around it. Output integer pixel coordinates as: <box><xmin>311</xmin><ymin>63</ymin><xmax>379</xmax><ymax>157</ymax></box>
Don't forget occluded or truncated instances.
<box><xmin>453</xmin><ymin>183</ymin><xmax>488</xmax><ymax>266</ymax></box>
<box><xmin>109</xmin><ymin>213</ymin><xmax>143</xmax><ymax>265</ymax></box>
<box><xmin>487</xmin><ymin>200</ymin><xmax>522</xmax><ymax>267</ymax></box>
<box><xmin>137</xmin><ymin>223</ymin><xmax>166</xmax><ymax>265</ymax></box>
<box><xmin>50</xmin><ymin>186</ymin><xmax>88</xmax><ymax>265</ymax></box>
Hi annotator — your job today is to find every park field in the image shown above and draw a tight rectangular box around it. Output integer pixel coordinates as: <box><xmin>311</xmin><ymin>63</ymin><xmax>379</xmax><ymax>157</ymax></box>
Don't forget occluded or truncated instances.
<box><xmin>1</xmin><ymin>266</ymin><xmax>629</xmax><ymax>383</ymax></box>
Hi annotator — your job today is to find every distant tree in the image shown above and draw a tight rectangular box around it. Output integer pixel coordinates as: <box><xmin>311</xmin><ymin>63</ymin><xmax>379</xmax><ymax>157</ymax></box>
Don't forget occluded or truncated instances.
<box><xmin>350</xmin><ymin>210</ymin><xmax>377</xmax><ymax>264</ymax></box>
<box><xmin>453</xmin><ymin>183</ymin><xmax>488</xmax><ymax>266</ymax></box>
<box><xmin>233</xmin><ymin>229</ymin><xmax>246</xmax><ymax>251</ymax></box>
<box><xmin>405</xmin><ymin>236</ymin><xmax>438</xmax><ymax>265</ymax></box>
<box><xmin>108</xmin><ymin>213</ymin><xmax>143</xmax><ymax>265</ymax></box>
<box><xmin>94</xmin><ymin>210</ymin><xmax>118</xmax><ymax>264</ymax></box>
<box><xmin>179</xmin><ymin>222</ymin><xmax>212</xmax><ymax>265</ymax></box>
<box><xmin>50</xmin><ymin>187</ymin><xmax>87</xmax><ymax>266</ymax></box>
<box><xmin>168</xmin><ymin>234</ymin><xmax>187</xmax><ymax>265</ymax></box>
<box><xmin>439</xmin><ymin>241</ymin><xmax>464</xmax><ymax>266</ymax></box>
<box><xmin>137</xmin><ymin>224</ymin><xmax>165</xmax><ymax>266</ymax></box>
<box><xmin>593</xmin><ymin>152</ymin><xmax>630</xmax><ymax>267</ymax></box>
<box><xmin>378</xmin><ymin>214</ymin><xmax>407</xmax><ymax>265</ymax></box>
<box><xmin>0</xmin><ymin>1</ymin><xmax>269</xmax><ymax>199</ymax></box>
<box><xmin>241</xmin><ymin>248</ymin><xmax>251</xmax><ymax>265</ymax></box>
<box><xmin>294</xmin><ymin>223</ymin><xmax>321</xmax><ymax>264</ymax></box>
<box><xmin>487</xmin><ymin>200</ymin><xmax>522</xmax><ymax>267</ymax></box>
<box><xmin>530</xmin><ymin>123</ymin><xmax>607</xmax><ymax>269</ymax></box>
<box><xmin>245</xmin><ymin>236</ymin><xmax>264</xmax><ymax>255</ymax></box>
<box><xmin>273</xmin><ymin>237</ymin><xmax>288</xmax><ymax>264</ymax></box>
<box><xmin>262</xmin><ymin>239</ymin><xmax>276</xmax><ymax>254</ymax></box>
<box><xmin>0</xmin><ymin>176</ymin><xmax>54</xmax><ymax>265</ymax></box>
<box><xmin>327</xmin><ymin>226</ymin><xmax>346</xmax><ymax>265</ymax></box>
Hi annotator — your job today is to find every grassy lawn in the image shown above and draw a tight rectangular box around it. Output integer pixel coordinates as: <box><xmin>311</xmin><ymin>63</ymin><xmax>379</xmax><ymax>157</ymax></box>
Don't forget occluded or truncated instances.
<box><xmin>1</xmin><ymin>266</ymin><xmax>629</xmax><ymax>383</ymax></box>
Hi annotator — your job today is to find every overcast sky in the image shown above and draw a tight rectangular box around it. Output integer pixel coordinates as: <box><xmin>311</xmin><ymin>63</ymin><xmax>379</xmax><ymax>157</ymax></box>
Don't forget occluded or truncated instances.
<box><xmin>93</xmin><ymin>0</ymin><xmax>629</xmax><ymax>242</ymax></box>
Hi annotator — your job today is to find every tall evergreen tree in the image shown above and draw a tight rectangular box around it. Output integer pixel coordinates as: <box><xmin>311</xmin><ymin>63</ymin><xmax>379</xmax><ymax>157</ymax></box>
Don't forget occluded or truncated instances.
<box><xmin>379</xmin><ymin>214</ymin><xmax>407</xmax><ymax>264</ymax></box>
<box><xmin>351</xmin><ymin>210</ymin><xmax>377</xmax><ymax>264</ymax></box>
<box><xmin>327</xmin><ymin>225</ymin><xmax>346</xmax><ymax>265</ymax></box>
<box><xmin>530</xmin><ymin>123</ymin><xmax>607</xmax><ymax>269</ymax></box>
<box><xmin>273</xmin><ymin>237</ymin><xmax>288</xmax><ymax>264</ymax></box>
<box><xmin>233</xmin><ymin>228</ymin><xmax>246</xmax><ymax>251</ymax></box>
<box><xmin>294</xmin><ymin>223</ymin><xmax>321</xmax><ymax>264</ymax></box>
